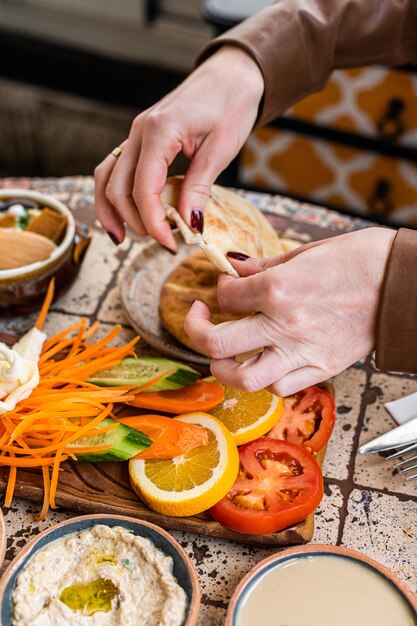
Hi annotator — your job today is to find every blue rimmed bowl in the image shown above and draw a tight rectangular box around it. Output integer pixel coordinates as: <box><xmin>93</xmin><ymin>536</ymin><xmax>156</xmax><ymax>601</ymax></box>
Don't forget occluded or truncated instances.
<box><xmin>0</xmin><ymin>514</ymin><xmax>200</xmax><ymax>626</ymax></box>
<box><xmin>225</xmin><ymin>544</ymin><xmax>417</xmax><ymax>626</ymax></box>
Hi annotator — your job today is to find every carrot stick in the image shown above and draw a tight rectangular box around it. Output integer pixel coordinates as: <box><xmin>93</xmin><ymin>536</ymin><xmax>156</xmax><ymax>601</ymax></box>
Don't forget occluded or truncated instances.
<box><xmin>35</xmin><ymin>278</ymin><xmax>55</xmax><ymax>331</ymax></box>
<box><xmin>67</xmin><ymin>317</ymin><xmax>86</xmax><ymax>358</ymax></box>
<box><xmin>4</xmin><ymin>459</ymin><xmax>16</xmax><ymax>508</ymax></box>
<box><xmin>9</xmin><ymin>406</ymin><xmax>113</xmax><ymax>454</ymax></box>
<box><xmin>42</xmin><ymin>321</ymin><xmax>83</xmax><ymax>352</ymax></box>
<box><xmin>29</xmin><ymin>378</ymin><xmax>100</xmax><ymax>389</ymax></box>
<box><xmin>39</xmin><ymin>337</ymin><xmax>81</xmax><ymax>364</ymax></box>
<box><xmin>82</xmin><ymin>320</ymin><xmax>101</xmax><ymax>340</ymax></box>
<box><xmin>0</xmin><ymin>457</ymin><xmax>60</xmax><ymax>467</ymax></box>
<box><xmin>38</xmin><ymin>326</ymin><xmax>126</xmax><ymax>376</ymax></box>
<box><xmin>34</xmin><ymin>466</ymin><xmax>51</xmax><ymax>521</ymax></box>
<box><xmin>49</xmin><ymin>449</ymin><xmax>63</xmax><ymax>509</ymax></box>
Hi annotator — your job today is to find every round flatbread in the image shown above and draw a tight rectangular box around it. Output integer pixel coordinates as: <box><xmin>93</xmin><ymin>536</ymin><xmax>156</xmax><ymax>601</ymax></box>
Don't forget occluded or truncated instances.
<box><xmin>160</xmin><ymin>251</ymin><xmax>243</xmax><ymax>356</ymax></box>
<box><xmin>160</xmin><ymin>176</ymin><xmax>285</xmax><ymax>276</ymax></box>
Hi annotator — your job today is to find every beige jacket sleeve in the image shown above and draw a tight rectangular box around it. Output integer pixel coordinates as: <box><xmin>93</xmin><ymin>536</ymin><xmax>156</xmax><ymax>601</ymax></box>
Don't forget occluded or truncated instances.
<box><xmin>197</xmin><ymin>0</ymin><xmax>417</xmax><ymax>374</ymax></box>
<box><xmin>197</xmin><ymin>0</ymin><xmax>417</xmax><ymax>126</ymax></box>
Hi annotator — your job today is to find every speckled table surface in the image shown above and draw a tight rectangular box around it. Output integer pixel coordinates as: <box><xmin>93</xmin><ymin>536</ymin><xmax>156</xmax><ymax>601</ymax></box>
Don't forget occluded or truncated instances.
<box><xmin>1</xmin><ymin>176</ymin><xmax>417</xmax><ymax>625</ymax></box>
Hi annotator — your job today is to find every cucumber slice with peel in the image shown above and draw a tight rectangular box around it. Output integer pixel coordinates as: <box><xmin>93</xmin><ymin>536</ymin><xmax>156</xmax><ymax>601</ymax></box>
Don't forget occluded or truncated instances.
<box><xmin>87</xmin><ymin>357</ymin><xmax>200</xmax><ymax>391</ymax></box>
<box><xmin>68</xmin><ymin>418</ymin><xmax>152</xmax><ymax>462</ymax></box>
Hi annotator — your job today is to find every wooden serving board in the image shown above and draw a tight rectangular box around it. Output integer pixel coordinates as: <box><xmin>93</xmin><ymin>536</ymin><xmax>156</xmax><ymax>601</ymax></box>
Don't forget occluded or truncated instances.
<box><xmin>0</xmin><ymin>459</ymin><xmax>315</xmax><ymax>547</ymax></box>
<box><xmin>0</xmin><ymin>333</ymin><xmax>331</xmax><ymax>547</ymax></box>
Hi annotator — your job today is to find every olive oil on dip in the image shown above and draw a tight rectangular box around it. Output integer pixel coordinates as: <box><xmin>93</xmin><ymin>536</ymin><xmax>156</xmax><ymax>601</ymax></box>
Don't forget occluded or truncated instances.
<box><xmin>235</xmin><ymin>555</ymin><xmax>417</xmax><ymax>626</ymax></box>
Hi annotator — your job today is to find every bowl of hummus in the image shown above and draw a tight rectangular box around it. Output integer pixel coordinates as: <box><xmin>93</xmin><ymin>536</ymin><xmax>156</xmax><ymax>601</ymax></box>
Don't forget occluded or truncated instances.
<box><xmin>0</xmin><ymin>514</ymin><xmax>200</xmax><ymax>626</ymax></box>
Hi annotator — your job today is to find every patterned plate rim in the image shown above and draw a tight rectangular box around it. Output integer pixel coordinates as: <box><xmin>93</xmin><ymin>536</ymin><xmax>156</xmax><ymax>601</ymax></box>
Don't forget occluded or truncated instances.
<box><xmin>120</xmin><ymin>235</ymin><xmax>210</xmax><ymax>366</ymax></box>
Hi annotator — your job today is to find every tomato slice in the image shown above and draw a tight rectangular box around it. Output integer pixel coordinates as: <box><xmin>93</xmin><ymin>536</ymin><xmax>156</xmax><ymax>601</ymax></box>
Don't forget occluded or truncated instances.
<box><xmin>267</xmin><ymin>385</ymin><xmax>335</xmax><ymax>454</ymax></box>
<box><xmin>210</xmin><ymin>438</ymin><xmax>323</xmax><ymax>534</ymax></box>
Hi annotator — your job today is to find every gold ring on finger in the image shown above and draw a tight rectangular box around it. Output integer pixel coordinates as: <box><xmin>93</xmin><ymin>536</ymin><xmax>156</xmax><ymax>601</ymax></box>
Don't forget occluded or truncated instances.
<box><xmin>111</xmin><ymin>146</ymin><xmax>123</xmax><ymax>159</ymax></box>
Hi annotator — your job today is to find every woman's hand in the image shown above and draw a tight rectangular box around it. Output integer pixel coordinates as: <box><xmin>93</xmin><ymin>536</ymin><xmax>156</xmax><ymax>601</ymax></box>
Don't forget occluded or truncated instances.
<box><xmin>94</xmin><ymin>46</ymin><xmax>264</xmax><ymax>250</ymax></box>
<box><xmin>184</xmin><ymin>227</ymin><xmax>396</xmax><ymax>396</ymax></box>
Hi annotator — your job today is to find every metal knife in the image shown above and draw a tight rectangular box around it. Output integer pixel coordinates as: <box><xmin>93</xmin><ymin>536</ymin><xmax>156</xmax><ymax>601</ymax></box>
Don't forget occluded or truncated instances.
<box><xmin>359</xmin><ymin>415</ymin><xmax>417</xmax><ymax>454</ymax></box>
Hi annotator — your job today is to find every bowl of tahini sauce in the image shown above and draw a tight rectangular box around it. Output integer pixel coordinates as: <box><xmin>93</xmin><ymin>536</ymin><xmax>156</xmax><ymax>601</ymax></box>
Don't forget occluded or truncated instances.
<box><xmin>226</xmin><ymin>545</ymin><xmax>417</xmax><ymax>626</ymax></box>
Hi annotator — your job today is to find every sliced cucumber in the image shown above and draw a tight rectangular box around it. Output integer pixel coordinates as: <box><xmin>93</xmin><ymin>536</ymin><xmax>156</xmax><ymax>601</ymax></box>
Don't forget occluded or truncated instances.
<box><xmin>87</xmin><ymin>357</ymin><xmax>201</xmax><ymax>391</ymax></box>
<box><xmin>68</xmin><ymin>418</ymin><xmax>152</xmax><ymax>462</ymax></box>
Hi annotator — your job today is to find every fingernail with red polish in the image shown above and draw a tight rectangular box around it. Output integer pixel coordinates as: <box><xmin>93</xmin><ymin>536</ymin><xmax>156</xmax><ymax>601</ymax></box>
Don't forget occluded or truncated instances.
<box><xmin>191</xmin><ymin>209</ymin><xmax>204</xmax><ymax>234</ymax></box>
<box><xmin>227</xmin><ymin>251</ymin><xmax>250</xmax><ymax>261</ymax></box>
<box><xmin>107</xmin><ymin>231</ymin><xmax>120</xmax><ymax>246</ymax></box>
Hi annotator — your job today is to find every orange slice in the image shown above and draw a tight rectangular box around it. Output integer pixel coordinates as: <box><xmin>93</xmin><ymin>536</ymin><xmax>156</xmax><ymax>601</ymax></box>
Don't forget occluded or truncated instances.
<box><xmin>129</xmin><ymin>412</ymin><xmax>239</xmax><ymax>517</ymax></box>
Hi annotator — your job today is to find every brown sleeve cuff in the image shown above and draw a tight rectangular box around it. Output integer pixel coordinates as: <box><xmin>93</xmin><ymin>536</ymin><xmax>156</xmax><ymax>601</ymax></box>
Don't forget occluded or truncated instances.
<box><xmin>196</xmin><ymin>0</ymin><xmax>417</xmax><ymax>127</ymax></box>
<box><xmin>195</xmin><ymin>4</ymin><xmax>317</xmax><ymax>126</ymax></box>
<box><xmin>375</xmin><ymin>228</ymin><xmax>417</xmax><ymax>374</ymax></box>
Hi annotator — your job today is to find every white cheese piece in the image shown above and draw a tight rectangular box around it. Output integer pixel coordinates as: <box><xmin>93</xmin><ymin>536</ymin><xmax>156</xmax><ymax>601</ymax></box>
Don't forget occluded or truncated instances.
<box><xmin>7</xmin><ymin>204</ymin><xmax>26</xmax><ymax>218</ymax></box>
<box><xmin>13</xmin><ymin>327</ymin><xmax>46</xmax><ymax>362</ymax></box>
<box><xmin>0</xmin><ymin>328</ymin><xmax>46</xmax><ymax>415</ymax></box>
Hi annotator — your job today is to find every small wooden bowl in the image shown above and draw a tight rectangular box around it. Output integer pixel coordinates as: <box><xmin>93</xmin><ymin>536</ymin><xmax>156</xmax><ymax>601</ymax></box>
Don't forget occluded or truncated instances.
<box><xmin>0</xmin><ymin>190</ymin><xmax>91</xmax><ymax>315</ymax></box>
<box><xmin>0</xmin><ymin>514</ymin><xmax>201</xmax><ymax>626</ymax></box>
<box><xmin>226</xmin><ymin>544</ymin><xmax>417</xmax><ymax>625</ymax></box>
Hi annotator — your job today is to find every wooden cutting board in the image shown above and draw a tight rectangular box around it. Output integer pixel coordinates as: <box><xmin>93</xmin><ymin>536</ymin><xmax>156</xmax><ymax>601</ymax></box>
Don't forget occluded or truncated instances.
<box><xmin>0</xmin><ymin>333</ymin><xmax>331</xmax><ymax>547</ymax></box>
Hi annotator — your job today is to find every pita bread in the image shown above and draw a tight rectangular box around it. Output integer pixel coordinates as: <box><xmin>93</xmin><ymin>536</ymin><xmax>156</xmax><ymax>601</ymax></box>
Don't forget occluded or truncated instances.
<box><xmin>159</xmin><ymin>251</ymin><xmax>243</xmax><ymax>356</ymax></box>
<box><xmin>160</xmin><ymin>241</ymin><xmax>302</xmax><ymax>356</ymax></box>
<box><xmin>160</xmin><ymin>176</ymin><xmax>285</xmax><ymax>276</ymax></box>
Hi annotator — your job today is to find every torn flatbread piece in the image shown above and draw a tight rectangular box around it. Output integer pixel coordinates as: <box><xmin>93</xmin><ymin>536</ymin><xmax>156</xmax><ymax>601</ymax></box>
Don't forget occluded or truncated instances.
<box><xmin>160</xmin><ymin>176</ymin><xmax>285</xmax><ymax>276</ymax></box>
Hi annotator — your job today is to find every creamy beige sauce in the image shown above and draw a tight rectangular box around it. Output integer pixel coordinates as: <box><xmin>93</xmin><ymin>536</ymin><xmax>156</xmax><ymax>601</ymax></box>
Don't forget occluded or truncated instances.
<box><xmin>236</xmin><ymin>555</ymin><xmax>417</xmax><ymax>626</ymax></box>
<box><xmin>12</xmin><ymin>525</ymin><xmax>187</xmax><ymax>626</ymax></box>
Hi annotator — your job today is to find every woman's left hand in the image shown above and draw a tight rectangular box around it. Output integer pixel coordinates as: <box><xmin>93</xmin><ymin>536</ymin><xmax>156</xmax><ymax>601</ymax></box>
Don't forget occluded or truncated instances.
<box><xmin>184</xmin><ymin>227</ymin><xmax>395</xmax><ymax>396</ymax></box>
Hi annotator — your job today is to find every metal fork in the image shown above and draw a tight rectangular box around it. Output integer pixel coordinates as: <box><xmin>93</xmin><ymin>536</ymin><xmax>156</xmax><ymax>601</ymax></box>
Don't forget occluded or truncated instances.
<box><xmin>386</xmin><ymin>442</ymin><xmax>417</xmax><ymax>481</ymax></box>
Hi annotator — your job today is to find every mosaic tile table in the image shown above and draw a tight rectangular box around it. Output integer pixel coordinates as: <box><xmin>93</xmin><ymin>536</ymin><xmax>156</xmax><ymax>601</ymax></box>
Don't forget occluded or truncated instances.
<box><xmin>1</xmin><ymin>176</ymin><xmax>417</xmax><ymax>625</ymax></box>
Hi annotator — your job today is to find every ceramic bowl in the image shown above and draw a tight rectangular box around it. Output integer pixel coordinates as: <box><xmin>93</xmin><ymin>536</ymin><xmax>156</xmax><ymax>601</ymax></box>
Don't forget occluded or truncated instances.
<box><xmin>226</xmin><ymin>544</ymin><xmax>417</xmax><ymax>626</ymax></box>
<box><xmin>0</xmin><ymin>514</ymin><xmax>200</xmax><ymax>626</ymax></box>
<box><xmin>0</xmin><ymin>189</ymin><xmax>91</xmax><ymax>315</ymax></box>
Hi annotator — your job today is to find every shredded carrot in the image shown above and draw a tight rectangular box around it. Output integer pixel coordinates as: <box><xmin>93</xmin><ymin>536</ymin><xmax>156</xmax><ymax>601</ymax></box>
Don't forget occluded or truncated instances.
<box><xmin>35</xmin><ymin>278</ymin><xmax>55</xmax><ymax>330</ymax></box>
<box><xmin>0</xmin><ymin>296</ymin><xmax>144</xmax><ymax>520</ymax></box>
<box><xmin>34</xmin><ymin>466</ymin><xmax>51</xmax><ymax>522</ymax></box>
<box><xmin>42</xmin><ymin>321</ymin><xmax>84</xmax><ymax>352</ymax></box>
<box><xmin>0</xmin><ymin>457</ymin><xmax>61</xmax><ymax>467</ymax></box>
<box><xmin>82</xmin><ymin>320</ymin><xmax>101</xmax><ymax>341</ymax></box>
<box><xmin>67</xmin><ymin>317</ymin><xmax>87</xmax><ymax>358</ymax></box>
<box><xmin>4</xmin><ymin>459</ymin><xmax>16</xmax><ymax>507</ymax></box>
<box><xmin>49</xmin><ymin>450</ymin><xmax>63</xmax><ymax>510</ymax></box>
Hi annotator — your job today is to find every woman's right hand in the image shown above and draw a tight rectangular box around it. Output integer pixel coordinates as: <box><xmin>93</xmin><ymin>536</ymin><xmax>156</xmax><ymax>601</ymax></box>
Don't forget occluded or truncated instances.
<box><xmin>94</xmin><ymin>46</ymin><xmax>265</xmax><ymax>250</ymax></box>
<box><xmin>184</xmin><ymin>227</ymin><xmax>396</xmax><ymax>396</ymax></box>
